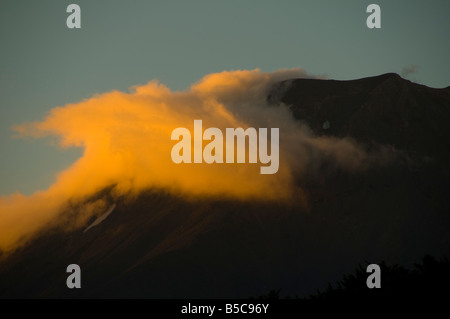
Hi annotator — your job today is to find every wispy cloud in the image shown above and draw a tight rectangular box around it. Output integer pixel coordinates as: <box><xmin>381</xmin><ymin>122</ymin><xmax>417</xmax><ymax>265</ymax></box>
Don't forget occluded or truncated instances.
<box><xmin>401</xmin><ymin>64</ymin><xmax>419</xmax><ymax>78</ymax></box>
<box><xmin>0</xmin><ymin>69</ymin><xmax>390</xmax><ymax>253</ymax></box>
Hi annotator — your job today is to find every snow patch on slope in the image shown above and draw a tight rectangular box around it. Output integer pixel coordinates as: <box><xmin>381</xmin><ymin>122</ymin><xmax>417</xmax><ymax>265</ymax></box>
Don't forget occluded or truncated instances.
<box><xmin>84</xmin><ymin>204</ymin><xmax>116</xmax><ymax>233</ymax></box>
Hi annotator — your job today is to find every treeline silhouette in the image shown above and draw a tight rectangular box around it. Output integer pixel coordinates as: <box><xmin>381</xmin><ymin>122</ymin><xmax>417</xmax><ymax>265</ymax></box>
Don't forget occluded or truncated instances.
<box><xmin>252</xmin><ymin>255</ymin><xmax>450</xmax><ymax>299</ymax></box>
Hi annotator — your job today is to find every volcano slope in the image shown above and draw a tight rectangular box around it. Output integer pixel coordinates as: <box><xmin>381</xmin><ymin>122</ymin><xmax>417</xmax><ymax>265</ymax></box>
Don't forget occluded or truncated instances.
<box><xmin>1</xmin><ymin>73</ymin><xmax>449</xmax><ymax>298</ymax></box>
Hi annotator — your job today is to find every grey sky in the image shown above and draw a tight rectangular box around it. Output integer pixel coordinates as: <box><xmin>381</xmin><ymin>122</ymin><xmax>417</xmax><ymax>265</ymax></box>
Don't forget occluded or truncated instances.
<box><xmin>0</xmin><ymin>0</ymin><xmax>449</xmax><ymax>195</ymax></box>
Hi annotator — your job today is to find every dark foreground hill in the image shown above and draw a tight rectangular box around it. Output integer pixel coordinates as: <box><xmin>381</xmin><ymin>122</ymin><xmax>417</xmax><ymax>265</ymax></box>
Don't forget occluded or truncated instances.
<box><xmin>1</xmin><ymin>74</ymin><xmax>449</xmax><ymax>298</ymax></box>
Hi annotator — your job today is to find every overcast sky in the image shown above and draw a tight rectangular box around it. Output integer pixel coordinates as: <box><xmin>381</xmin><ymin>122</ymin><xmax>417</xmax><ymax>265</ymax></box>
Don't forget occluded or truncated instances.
<box><xmin>1</xmin><ymin>0</ymin><xmax>449</xmax><ymax>195</ymax></box>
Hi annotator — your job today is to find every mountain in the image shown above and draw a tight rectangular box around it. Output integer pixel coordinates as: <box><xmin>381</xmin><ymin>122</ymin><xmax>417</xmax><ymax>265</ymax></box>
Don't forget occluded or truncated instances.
<box><xmin>1</xmin><ymin>74</ymin><xmax>449</xmax><ymax>298</ymax></box>
<box><xmin>274</xmin><ymin>73</ymin><xmax>450</xmax><ymax>167</ymax></box>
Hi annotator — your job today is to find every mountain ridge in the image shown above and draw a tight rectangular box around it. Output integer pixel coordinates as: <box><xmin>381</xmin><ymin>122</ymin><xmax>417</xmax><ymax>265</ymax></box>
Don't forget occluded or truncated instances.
<box><xmin>274</xmin><ymin>73</ymin><xmax>450</xmax><ymax>168</ymax></box>
<box><xmin>0</xmin><ymin>73</ymin><xmax>449</xmax><ymax>298</ymax></box>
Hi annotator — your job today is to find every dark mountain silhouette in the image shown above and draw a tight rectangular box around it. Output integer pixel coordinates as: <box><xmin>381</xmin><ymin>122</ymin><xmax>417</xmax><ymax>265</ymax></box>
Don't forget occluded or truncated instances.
<box><xmin>1</xmin><ymin>74</ymin><xmax>449</xmax><ymax>298</ymax></box>
<box><xmin>275</xmin><ymin>73</ymin><xmax>450</xmax><ymax>167</ymax></box>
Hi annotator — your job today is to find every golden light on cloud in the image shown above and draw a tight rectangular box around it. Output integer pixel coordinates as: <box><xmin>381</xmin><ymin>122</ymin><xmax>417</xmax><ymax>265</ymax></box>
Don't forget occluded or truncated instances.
<box><xmin>0</xmin><ymin>69</ymin><xmax>379</xmax><ymax>253</ymax></box>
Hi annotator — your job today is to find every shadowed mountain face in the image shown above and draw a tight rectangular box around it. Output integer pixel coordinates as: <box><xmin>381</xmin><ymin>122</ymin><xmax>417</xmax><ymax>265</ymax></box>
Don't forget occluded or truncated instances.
<box><xmin>1</xmin><ymin>74</ymin><xmax>449</xmax><ymax>298</ymax></box>
<box><xmin>276</xmin><ymin>73</ymin><xmax>450</xmax><ymax>167</ymax></box>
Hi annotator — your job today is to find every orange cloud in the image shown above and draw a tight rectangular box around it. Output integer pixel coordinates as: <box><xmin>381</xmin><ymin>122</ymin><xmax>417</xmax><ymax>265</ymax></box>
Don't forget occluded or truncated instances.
<box><xmin>1</xmin><ymin>69</ymin><xmax>308</xmax><ymax>252</ymax></box>
<box><xmin>0</xmin><ymin>69</ymin><xmax>381</xmax><ymax>253</ymax></box>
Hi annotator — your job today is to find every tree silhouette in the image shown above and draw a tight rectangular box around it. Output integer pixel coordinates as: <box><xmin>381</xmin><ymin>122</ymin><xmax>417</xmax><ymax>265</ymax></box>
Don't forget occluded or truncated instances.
<box><xmin>251</xmin><ymin>255</ymin><xmax>450</xmax><ymax>299</ymax></box>
<box><xmin>310</xmin><ymin>255</ymin><xmax>450</xmax><ymax>299</ymax></box>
